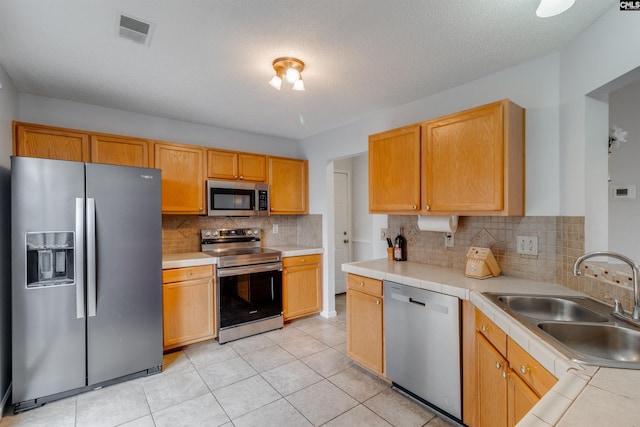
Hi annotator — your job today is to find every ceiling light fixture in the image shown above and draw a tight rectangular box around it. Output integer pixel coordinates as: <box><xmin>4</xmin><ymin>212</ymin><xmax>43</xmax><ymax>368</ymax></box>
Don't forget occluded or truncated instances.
<box><xmin>268</xmin><ymin>57</ymin><xmax>305</xmax><ymax>91</ymax></box>
<box><xmin>536</xmin><ymin>0</ymin><xmax>575</xmax><ymax>18</ymax></box>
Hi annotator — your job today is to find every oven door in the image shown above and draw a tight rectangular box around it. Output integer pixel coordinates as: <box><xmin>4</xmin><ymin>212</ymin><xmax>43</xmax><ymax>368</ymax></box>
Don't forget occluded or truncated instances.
<box><xmin>217</xmin><ymin>263</ymin><xmax>283</xmax><ymax>329</ymax></box>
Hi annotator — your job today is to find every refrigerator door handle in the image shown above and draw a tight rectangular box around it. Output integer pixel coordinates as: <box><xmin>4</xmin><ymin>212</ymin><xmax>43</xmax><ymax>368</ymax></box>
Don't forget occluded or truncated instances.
<box><xmin>87</xmin><ymin>197</ymin><xmax>97</xmax><ymax>317</ymax></box>
<box><xmin>75</xmin><ymin>198</ymin><xmax>85</xmax><ymax>319</ymax></box>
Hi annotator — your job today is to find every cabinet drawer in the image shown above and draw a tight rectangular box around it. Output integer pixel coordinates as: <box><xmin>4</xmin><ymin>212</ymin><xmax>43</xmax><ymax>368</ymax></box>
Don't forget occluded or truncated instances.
<box><xmin>283</xmin><ymin>254</ymin><xmax>321</xmax><ymax>267</ymax></box>
<box><xmin>476</xmin><ymin>309</ymin><xmax>507</xmax><ymax>356</ymax></box>
<box><xmin>162</xmin><ymin>265</ymin><xmax>213</xmax><ymax>284</ymax></box>
<box><xmin>507</xmin><ymin>337</ymin><xmax>557</xmax><ymax>397</ymax></box>
<box><xmin>347</xmin><ymin>273</ymin><xmax>383</xmax><ymax>297</ymax></box>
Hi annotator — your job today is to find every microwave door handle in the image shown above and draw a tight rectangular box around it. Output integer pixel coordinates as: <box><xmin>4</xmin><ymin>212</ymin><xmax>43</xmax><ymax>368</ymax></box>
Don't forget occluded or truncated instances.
<box><xmin>75</xmin><ymin>198</ymin><xmax>85</xmax><ymax>319</ymax></box>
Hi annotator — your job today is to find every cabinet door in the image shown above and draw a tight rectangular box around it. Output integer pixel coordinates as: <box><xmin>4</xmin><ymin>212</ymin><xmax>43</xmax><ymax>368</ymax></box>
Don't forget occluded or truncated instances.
<box><xmin>283</xmin><ymin>263</ymin><xmax>321</xmax><ymax>320</ymax></box>
<box><xmin>422</xmin><ymin>102</ymin><xmax>503</xmax><ymax>212</ymax></box>
<box><xmin>369</xmin><ymin>125</ymin><xmax>421</xmax><ymax>212</ymax></box>
<box><xmin>238</xmin><ymin>153</ymin><xmax>267</xmax><ymax>182</ymax></box>
<box><xmin>154</xmin><ymin>142</ymin><xmax>206</xmax><ymax>214</ymax></box>
<box><xmin>90</xmin><ymin>134</ymin><xmax>148</xmax><ymax>167</ymax></box>
<box><xmin>162</xmin><ymin>277</ymin><xmax>215</xmax><ymax>350</ymax></box>
<box><xmin>347</xmin><ymin>289</ymin><xmax>384</xmax><ymax>375</ymax></box>
<box><xmin>207</xmin><ymin>149</ymin><xmax>238</xmax><ymax>180</ymax></box>
<box><xmin>14</xmin><ymin>122</ymin><xmax>90</xmax><ymax>162</ymax></box>
<box><xmin>477</xmin><ymin>333</ymin><xmax>508</xmax><ymax>427</ymax></box>
<box><xmin>508</xmin><ymin>371</ymin><xmax>539</xmax><ymax>427</ymax></box>
<box><xmin>268</xmin><ymin>157</ymin><xmax>309</xmax><ymax>214</ymax></box>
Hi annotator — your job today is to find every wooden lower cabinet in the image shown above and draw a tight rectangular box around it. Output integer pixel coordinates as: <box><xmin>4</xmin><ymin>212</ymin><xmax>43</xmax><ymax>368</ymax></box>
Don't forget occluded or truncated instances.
<box><xmin>283</xmin><ymin>255</ymin><xmax>322</xmax><ymax>320</ymax></box>
<box><xmin>472</xmin><ymin>307</ymin><xmax>557</xmax><ymax>427</ymax></box>
<box><xmin>162</xmin><ymin>265</ymin><xmax>216</xmax><ymax>351</ymax></box>
<box><xmin>346</xmin><ymin>273</ymin><xmax>384</xmax><ymax>376</ymax></box>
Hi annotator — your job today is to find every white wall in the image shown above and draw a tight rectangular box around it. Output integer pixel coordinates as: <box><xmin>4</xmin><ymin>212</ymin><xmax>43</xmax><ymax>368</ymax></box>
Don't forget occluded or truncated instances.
<box><xmin>17</xmin><ymin>94</ymin><xmax>300</xmax><ymax>158</ymax></box>
<box><xmin>0</xmin><ymin>64</ymin><xmax>18</xmax><ymax>167</ymax></box>
<box><xmin>609</xmin><ymin>80</ymin><xmax>640</xmax><ymax>257</ymax></box>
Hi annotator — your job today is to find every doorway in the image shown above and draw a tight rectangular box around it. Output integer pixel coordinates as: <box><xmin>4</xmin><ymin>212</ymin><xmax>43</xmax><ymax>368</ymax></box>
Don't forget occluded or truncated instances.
<box><xmin>333</xmin><ymin>169</ymin><xmax>351</xmax><ymax>294</ymax></box>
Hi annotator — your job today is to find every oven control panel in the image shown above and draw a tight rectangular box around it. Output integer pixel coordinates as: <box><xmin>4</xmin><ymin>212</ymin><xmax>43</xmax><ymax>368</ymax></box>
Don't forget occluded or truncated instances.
<box><xmin>201</xmin><ymin>228</ymin><xmax>261</xmax><ymax>243</ymax></box>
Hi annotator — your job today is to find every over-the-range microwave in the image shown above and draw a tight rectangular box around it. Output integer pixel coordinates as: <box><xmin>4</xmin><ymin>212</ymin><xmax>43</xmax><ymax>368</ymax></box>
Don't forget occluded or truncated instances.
<box><xmin>206</xmin><ymin>180</ymin><xmax>270</xmax><ymax>216</ymax></box>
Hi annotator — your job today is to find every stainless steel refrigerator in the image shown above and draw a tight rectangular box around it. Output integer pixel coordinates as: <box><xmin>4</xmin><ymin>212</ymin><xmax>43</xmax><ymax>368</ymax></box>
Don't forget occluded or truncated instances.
<box><xmin>11</xmin><ymin>156</ymin><xmax>163</xmax><ymax>412</ymax></box>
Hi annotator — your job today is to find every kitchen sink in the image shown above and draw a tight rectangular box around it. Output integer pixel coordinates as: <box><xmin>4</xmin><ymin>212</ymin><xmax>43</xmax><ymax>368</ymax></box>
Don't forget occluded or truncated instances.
<box><xmin>484</xmin><ymin>292</ymin><xmax>640</xmax><ymax>369</ymax></box>
<box><xmin>496</xmin><ymin>295</ymin><xmax>608</xmax><ymax>322</ymax></box>
<box><xmin>538</xmin><ymin>322</ymin><xmax>640</xmax><ymax>364</ymax></box>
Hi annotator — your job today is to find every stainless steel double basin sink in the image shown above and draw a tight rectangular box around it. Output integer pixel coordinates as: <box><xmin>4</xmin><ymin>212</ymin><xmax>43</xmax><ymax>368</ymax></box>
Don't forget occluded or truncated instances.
<box><xmin>483</xmin><ymin>293</ymin><xmax>640</xmax><ymax>368</ymax></box>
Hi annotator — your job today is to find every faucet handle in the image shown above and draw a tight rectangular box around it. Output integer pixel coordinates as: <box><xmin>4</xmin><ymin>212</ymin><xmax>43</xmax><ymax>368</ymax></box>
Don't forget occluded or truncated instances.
<box><xmin>613</xmin><ymin>299</ymin><xmax>625</xmax><ymax>315</ymax></box>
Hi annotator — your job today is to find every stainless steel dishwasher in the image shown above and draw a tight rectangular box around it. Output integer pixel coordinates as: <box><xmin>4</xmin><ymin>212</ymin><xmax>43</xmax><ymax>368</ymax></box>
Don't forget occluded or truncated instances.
<box><xmin>384</xmin><ymin>280</ymin><xmax>461</xmax><ymax>422</ymax></box>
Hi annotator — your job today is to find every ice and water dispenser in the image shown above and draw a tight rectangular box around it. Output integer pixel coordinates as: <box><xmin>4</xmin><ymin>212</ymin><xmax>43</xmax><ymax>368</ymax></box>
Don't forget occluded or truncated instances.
<box><xmin>26</xmin><ymin>232</ymin><xmax>75</xmax><ymax>287</ymax></box>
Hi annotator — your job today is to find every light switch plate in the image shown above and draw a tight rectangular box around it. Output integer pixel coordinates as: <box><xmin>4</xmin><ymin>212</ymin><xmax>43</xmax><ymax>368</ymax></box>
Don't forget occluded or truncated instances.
<box><xmin>516</xmin><ymin>236</ymin><xmax>538</xmax><ymax>255</ymax></box>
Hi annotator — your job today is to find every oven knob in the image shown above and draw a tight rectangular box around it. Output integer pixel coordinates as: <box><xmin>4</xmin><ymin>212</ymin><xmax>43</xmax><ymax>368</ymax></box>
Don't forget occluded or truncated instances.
<box><xmin>253</xmin><ymin>229</ymin><xmax>260</xmax><ymax>235</ymax></box>
<box><xmin>212</xmin><ymin>231</ymin><xmax>219</xmax><ymax>237</ymax></box>
<box><xmin>204</xmin><ymin>231</ymin><xmax>211</xmax><ymax>237</ymax></box>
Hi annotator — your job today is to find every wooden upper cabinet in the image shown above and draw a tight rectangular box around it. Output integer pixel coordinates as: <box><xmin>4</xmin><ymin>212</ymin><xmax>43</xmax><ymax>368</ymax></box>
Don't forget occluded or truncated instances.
<box><xmin>268</xmin><ymin>156</ymin><xmax>309</xmax><ymax>214</ymax></box>
<box><xmin>153</xmin><ymin>142</ymin><xmax>206</xmax><ymax>214</ymax></box>
<box><xmin>14</xmin><ymin>122</ymin><xmax>90</xmax><ymax>162</ymax></box>
<box><xmin>421</xmin><ymin>100</ymin><xmax>525</xmax><ymax>216</ymax></box>
<box><xmin>207</xmin><ymin>149</ymin><xmax>267</xmax><ymax>182</ymax></box>
<box><xmin>90</xmin><ymin>134</ymin><xmax>149</xmax><ymax>167</ymax></box>
<box><xmin>369</xmin><ymin>125</ymin><xmax>421</xmax><ymax>213</ymax></box>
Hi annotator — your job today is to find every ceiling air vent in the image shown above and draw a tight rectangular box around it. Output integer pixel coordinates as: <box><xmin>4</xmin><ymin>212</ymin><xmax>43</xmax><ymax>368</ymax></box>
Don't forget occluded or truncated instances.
<box><xmin>117</xmin><ymin>12</ymin><xmax>155</xmax><ymax>46</ymax></box>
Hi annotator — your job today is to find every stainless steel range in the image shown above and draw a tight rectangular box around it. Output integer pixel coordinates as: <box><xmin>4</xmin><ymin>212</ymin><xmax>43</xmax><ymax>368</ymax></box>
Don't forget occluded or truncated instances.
<box><xmin>201</xmin><ymin>228</ymin><xmax>283</xmax><ymax>343</ymax></box>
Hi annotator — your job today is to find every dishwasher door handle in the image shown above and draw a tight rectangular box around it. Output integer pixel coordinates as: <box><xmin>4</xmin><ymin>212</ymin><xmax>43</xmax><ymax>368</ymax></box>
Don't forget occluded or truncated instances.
<box><xmin>409</xmin><ymin>297</ymin><xmax>426</xmax><ymax>306</ymax></box>
<box><xmin>390</xmin><ymin>292</ymin><xmax>449</xmax><ymax>315</ymax></box>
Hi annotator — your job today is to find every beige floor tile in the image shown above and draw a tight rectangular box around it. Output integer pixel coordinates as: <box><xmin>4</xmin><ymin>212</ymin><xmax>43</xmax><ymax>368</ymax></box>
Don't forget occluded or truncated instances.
<box><xmin>160</xmin><ymin>350</ymin><xmax>193</xmax><ymax>375</ymax></box>
<box><xmin>424</xmin><ymin>414</ymin><xmax>458</xmax><ymax>426</ymax></box>
<box><xmin>332</xmin><ymin>343</ymin><xmax>347</xmax><ymax>355</ymax></box>
<box><xmin>1</xmin><ymin>396</ymin><xmax>77</xmax><ymax>427</ymax></box>
<box><xmin>262</xmin><ymin>360</ymin><xmax>323</xmax><ymax>396</ymax></box>
<box><xmin>308</xmin><ymin>325</ymin><xmax>347</xmax><ymax>346</ymax></box>
<box><xmin>322</xmin><ymin>404</ymin><xmax>392</xmax><ymax>427</ymax></box>
<box><xmin>213</xmin><ymin>375</ymin><xmax>282</xmax><ymax>420</ymax></box>
<box><xmin>120</xmin><ymin>415</ymin><xmax>157</xmax><ymax>427</ymax></box>
<box><xmin>241</xmin><ymin>344</ymin><xmax>296</xmax><ymax>373</ymax></box>
<box><xmin>142</xmin><ymin>368</ymin><xmax>209</xmax><ymax>413</ymax></box>
<box><xmin>152</xmin><ymin>392</ymin><xmax>230</xmax><ymax>427</ymax></box>
<box><xmin>286</xmin><ymin>379</ymin><xmax>358</xmax><ymax>426</ymax></box>
<box><xmin>364</xmin><ymin>388</ymin><xmax>436</xmax><ymax>427</ymax></box>
<box><xmin>328</xmin><ymin>366</ymin><xmax>389</xmax><ymax>402</ymax></box>
<box><xmin>291</xmin><ymin>316</ymin><xmax>334</xmax><ymax>334</ymax></box>
<box><xmin>233</xmin><ymin>398</ymin><xmax>312</xmax><ymax>427</ymax></box>
<box><xmin>264</xmin><ymin>325</ymin><xmax>309</xmax><ymax>344</ymax></box>
<box><xmin>183</xmin><ymin>340</ymin><xmax>239</xmax><ymax>368</ymax></box>
<box><xmin>76</xmin><ymin>381</ymin><xmax>149</xmax><ymax>427</ymax></box>
<box><xmin>197</xmin><ymin>356</ymin><xmax>258</xmax><ymax>390</ymax></box>
<box><xmin>228</xmin><ymin>333</ymin><xmax>275</xmax><ymax>355</ymax></box>
<box><xmin>278</xmin><ymin>335</ymin><xmax>329</xmax><ymax>359</ymax></box>
<box><xmin>301</xmin><ymin>347</ymin><xmax>353</xmax><ymax>378</ymax></box>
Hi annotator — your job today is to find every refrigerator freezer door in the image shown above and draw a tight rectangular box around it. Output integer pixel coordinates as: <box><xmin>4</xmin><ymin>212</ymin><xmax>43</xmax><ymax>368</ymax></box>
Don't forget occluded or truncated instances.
<box><xmin>85</xmin><ymin>163</ymin><xmax>163</xmax><ymax>385</ymax></box>
<box><xmin>11</xmin><ymin>157</ymin><xmax>87</xmax><ymax>403</ymax></box>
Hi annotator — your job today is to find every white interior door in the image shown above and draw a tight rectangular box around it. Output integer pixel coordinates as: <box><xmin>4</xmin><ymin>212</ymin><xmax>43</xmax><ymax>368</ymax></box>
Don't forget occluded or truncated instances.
<box><xmin>334</xmin><ymin>171</ymin><xmax>351</xmax><ymax>294</ymax></box>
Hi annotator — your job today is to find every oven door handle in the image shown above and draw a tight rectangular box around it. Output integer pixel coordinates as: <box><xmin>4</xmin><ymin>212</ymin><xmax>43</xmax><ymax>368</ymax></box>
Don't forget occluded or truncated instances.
<box><xmin>217</xmin><ymin>262</ymin><xmax>283</xmax><ymax>277</ymax></box>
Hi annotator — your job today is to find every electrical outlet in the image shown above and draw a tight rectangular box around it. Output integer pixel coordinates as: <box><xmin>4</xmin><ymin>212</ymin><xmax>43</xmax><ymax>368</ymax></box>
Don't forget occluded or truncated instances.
<box><xmin>516</xmin><ymin>236</ymin><xmax>538</xmax><ymax>255</ymax></box>
<box><xmin>381</xmin><ymin>228</ymin><xmax>388</xmax><ymax>240</ymax></box>
<box><xmin>272</xmin><ymin>224</ymin><xmax>279</xmax><ymax>234</ymax></box>
<box><xmin>444</xmin><ymin>232</ymin><xmax>454</xmax><ymax>248</ymax></box>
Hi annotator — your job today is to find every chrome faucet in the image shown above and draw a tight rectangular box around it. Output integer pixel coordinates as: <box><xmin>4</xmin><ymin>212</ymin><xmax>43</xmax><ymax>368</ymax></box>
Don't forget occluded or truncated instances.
<box><xmin>573</xmin><ymin>251</ymin><xmax>640</xmax><ymax>320</ymax></box>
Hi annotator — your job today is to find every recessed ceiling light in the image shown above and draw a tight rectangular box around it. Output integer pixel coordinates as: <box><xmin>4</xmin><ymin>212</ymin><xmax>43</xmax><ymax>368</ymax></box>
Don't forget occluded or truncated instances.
<box><xmin>536</xmin><ymin>0</ymin><xmax>576</xmax><ymax>18</ymax></box>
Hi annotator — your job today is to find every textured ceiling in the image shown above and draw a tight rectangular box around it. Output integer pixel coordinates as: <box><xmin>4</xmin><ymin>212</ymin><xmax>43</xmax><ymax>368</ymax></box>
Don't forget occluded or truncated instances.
<box><xmin>0</xmin><ymin>0</ymin><xmax>615</xmax><ymax>140</ymax></box>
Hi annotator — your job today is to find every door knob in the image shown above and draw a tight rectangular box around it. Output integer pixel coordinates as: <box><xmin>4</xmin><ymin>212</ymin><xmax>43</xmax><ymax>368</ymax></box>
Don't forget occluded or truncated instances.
<box><xmin>343</xmin><ymin>239</ymin><xmax>349</xmax><ymax>244</ymax></box>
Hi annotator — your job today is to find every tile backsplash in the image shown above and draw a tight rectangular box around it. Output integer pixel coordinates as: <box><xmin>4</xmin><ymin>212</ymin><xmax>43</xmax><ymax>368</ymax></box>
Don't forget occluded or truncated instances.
<box><xmin>162</xmin><ymin>214</ymin><xmax>322</xmax><ymax>254</ymax></box>
<box><xmin>388</xmin><ymin>215</ymin><xmax>635</xmax><ymax>310</ymax></box>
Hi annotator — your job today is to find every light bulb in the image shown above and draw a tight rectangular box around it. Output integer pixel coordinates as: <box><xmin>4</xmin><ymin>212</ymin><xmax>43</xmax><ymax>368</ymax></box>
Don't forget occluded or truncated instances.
<box><xmin>536</xmin><ymin>0</ymin><xmax>575</xmax><ymax>17</ymax></box>
<box><xmin>292</xmin><ymin>78</ymin><xmax>305</xmax><ymax>91</ymax></box>
<box><xmin>268</xmin><ymin>75</ymin><xmax>282</xmax><ymax>90</ymax></box>
<box><xmin>285</xmin><ymin>68</ymin><xmax>300</xmax><ymax>84</ymax></box>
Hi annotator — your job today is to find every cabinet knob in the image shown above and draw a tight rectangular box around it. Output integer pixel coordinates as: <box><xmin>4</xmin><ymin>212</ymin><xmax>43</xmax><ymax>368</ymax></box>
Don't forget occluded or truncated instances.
<box><xmin>425</xmin><ymin>205</ymin><xmax>430</xmax><ymax>210</ymax></box>
<box><xmin>481</xmin><ymin>325</ymin><xmax>488</xmax><ymax>333</ymax></box>
<box><xmin>239</xmin><ymin>175</ymin><xmax>244</xmax><ymax>179</ymax></box>
<box><xmin>359</xmin><ymin>282</ymin><xmax>364</xmax><ymax>287</ymax></box>
<box><xmin>501</xmin><ymin>371</ymin><xmax>507</xmax><ymax>379</ymax></box>
<box><xmin>187</xmin><ymin>272</ymin><xmax>192</xmax><ymax>278</ymax></box>
<box><xmin>301</xmin><ymin>259</ymin><xmax>305</xmax><ymax>262</ymax></box>
<box><xmin>520</xmin><ymin>365</ymin><xmax>530</xmax><ymax>375</ymax></box>
<box><xmin>412</xmin><ymin>205</ymin><xmax>417</xmax><ymax>210</ymax></box>
<box><xmin>234</xmin><ymin>175</ymin><xmax>239</xmax><ymax>179</ymax></box>
<box><xmin>199</xmin><ymin>207</ymin><xmax>203</xmax><ymax>211</ymax></box>
<box><xmin>375</xmin><ymin>299</ymin><xmax>380</xmax><ymax>305</ymax></box>
<box><xmin>495</xmin><ymin>361</ymin><xmax>501</xmax><ymax>369</ymax></box>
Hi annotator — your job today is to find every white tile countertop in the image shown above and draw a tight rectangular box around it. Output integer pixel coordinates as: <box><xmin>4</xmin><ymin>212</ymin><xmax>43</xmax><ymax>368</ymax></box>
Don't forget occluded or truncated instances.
<box><xmin>342</xmin><ymin>258</ymin><xmax>640</xmax><ymax>427</ymax></box>
<box><xmin>267</xmin><ymin>245</ymin><xmax>324</xmax><ymax>257</ymax></box>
